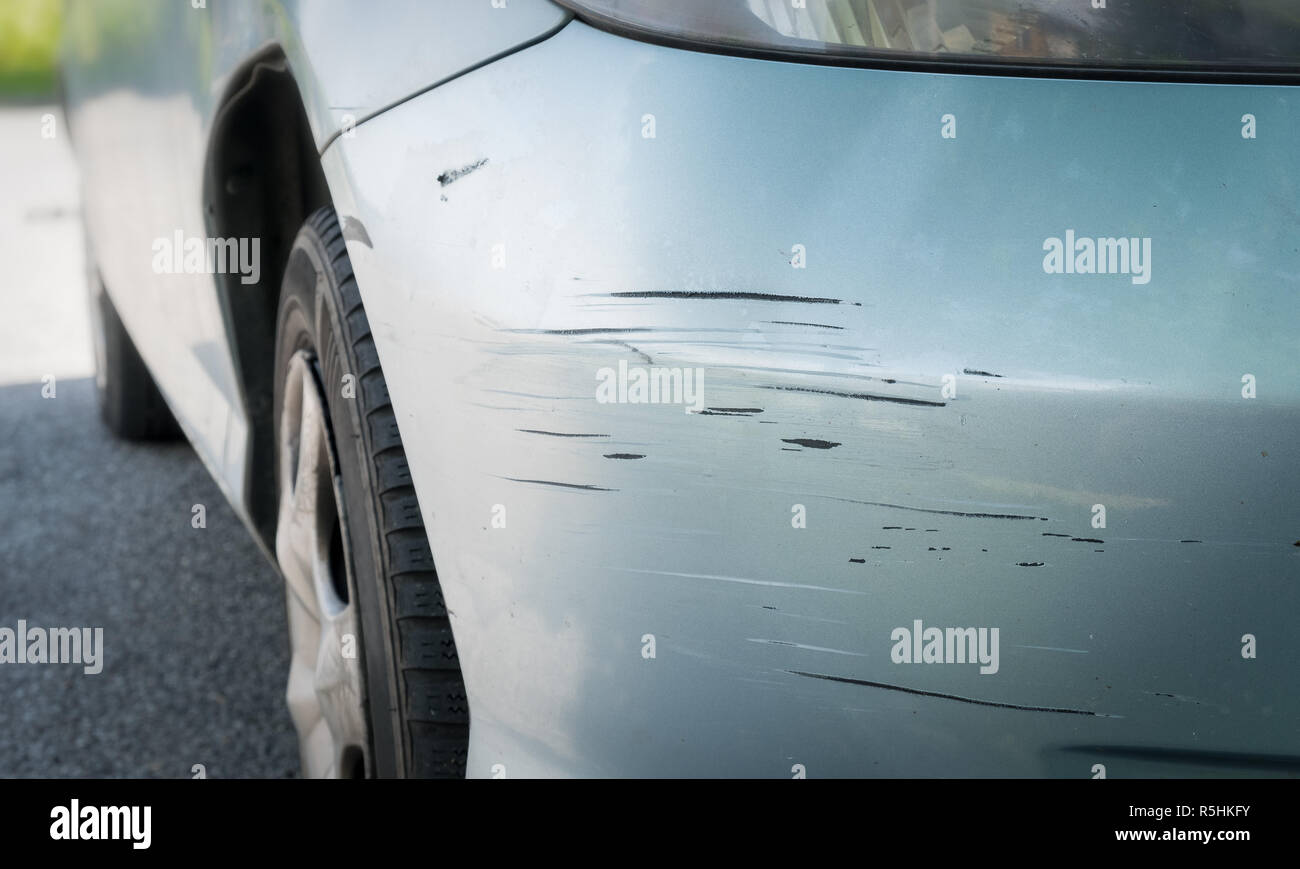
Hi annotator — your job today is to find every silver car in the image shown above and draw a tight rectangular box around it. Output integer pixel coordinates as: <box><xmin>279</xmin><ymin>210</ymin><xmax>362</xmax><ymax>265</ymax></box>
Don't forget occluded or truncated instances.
<box><xmin>63</xmin><ymin>0</ymin><xmax>1300</xmax><ymax>778</ymax></box>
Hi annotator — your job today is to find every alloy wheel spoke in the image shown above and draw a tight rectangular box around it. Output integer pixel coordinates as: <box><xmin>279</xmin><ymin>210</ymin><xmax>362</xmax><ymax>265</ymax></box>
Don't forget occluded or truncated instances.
<box><xmin>275</xmin><ymin>350</ymin><xmax>369</xmax><ymax>778</ymax></box>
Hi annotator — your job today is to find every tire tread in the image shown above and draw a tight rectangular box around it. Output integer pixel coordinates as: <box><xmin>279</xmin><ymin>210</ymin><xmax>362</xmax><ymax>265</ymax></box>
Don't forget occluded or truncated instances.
<box><xmin>302</xmin><ymin>206</ymin><xmax>468</xmax><ymax>777</ymax></box>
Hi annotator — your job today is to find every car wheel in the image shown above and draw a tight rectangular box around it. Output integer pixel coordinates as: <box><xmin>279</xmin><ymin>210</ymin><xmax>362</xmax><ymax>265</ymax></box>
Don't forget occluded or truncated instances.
<box><xmin>87</xmin><ymin>267</ymin><xmax>181</xmax><ymax>440</ymax></box>
<box><xmin>273</xmin><ymin>207</ymin><xmax>469</xmax><ymax>778</ymax></box>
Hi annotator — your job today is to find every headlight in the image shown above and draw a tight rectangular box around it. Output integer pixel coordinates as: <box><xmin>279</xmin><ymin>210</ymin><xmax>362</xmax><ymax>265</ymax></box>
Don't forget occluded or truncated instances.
<box><xmin>555</xmin><ymin>0</ymin><xmax>1300</xmax><ymax>75</ymax></box>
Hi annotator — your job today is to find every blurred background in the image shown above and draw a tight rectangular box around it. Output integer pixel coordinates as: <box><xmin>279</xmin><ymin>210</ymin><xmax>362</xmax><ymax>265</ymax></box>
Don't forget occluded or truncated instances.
<box><xmin>0</xmin><ymin>0</ymin><xmax>297</xmax><ymax>778</ymax></box>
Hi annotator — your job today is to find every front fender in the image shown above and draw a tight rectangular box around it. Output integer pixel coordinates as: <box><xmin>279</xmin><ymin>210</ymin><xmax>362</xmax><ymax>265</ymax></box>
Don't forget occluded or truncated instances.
<box><xmin>322</xmin><ymin>20</ymin><xmax>1300</xmax><ymax>777</ymax></box>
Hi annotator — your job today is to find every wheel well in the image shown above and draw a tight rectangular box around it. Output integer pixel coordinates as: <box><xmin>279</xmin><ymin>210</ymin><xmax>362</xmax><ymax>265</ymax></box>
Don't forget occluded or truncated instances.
<box><xmin>203</xmin><ymin>45</ymin><xmax>332</xmax><ymax>552</ymax></box>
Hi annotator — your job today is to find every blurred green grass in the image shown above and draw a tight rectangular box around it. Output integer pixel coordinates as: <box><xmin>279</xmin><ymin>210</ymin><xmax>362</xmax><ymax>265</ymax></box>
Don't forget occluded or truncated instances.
<box><xmin>0</xmin><ymin>0</ymin><xmax>63</xmax><ymax>98</ymax></box>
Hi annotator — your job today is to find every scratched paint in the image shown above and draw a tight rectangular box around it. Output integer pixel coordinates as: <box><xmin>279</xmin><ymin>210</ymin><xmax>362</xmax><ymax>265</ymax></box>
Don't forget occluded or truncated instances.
<box><xmin>328</xmin><ymin>22</ymin><xmax>1300</xmax><ymax>776</ymax></box>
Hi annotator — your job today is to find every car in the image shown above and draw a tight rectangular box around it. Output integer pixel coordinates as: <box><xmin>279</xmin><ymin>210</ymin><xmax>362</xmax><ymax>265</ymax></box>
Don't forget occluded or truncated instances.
<box><xmin>62</xmin><ymin>0</ymin><xmax>1300</xmax><ymax>778</ymax></box>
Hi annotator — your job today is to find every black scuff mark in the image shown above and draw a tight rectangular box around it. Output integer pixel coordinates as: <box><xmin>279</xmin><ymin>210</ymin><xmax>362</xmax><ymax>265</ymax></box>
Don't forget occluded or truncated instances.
<box><xmin>502</xmin><ymin>478</ymin><xmax>614</xmax><ymax>491</ymax></box>
<box><xmin>760</xmin><ymin>384</ymin><xmax>945</xmax><ymax>408</ymax></box>
<box><xmin>437</xmin><ymin>157</ymin><xmax>488</xmax><ymax>187</ymax></box>
<box><xmin>849</xmin><ymin>558</ymin><xmax>866</xmax><ymax>564</ymax></box>
<box><xmin>882</xmin><ymin>526</ymin><xmax>902</xmax><ymax>530</ymax></box>
<box><xmin>1042</xmin><ymin>532</ymin><xmax>1071</xmax><ymax>538</ymax></box>
<box><xmin>1180</xmin><ymin>539</ymin><xmax>1202</xmax><ymax>543</ymax></box>
<box><xmin>603</xmin><ymin>290</ymin><xmax>861</xmax><ymax>306</ymax></box>
<box><xmin>517</xmin><ymin>429</ymin><xmax>609</xmax><ymax>438</ymax></box>
<box><xmin>785</xmin><ymin>670</ymin><xmax>1114</xmax><ymax>717</ymax></box>
<box><xmin>522</xmin><ymin>327</ymin><xmax>648</xmax><ymax>336</ymax></box>
<box><xmin>1149</xmin><ymin>692</ymin><xmax>1203</xmax><ymax>705</ymax></box>
<box><xmin>781</xmin><ymin>447</ymin><xmax>802</xmax><ymax>452</ymax></box>
<box><xmin>781</xmin><ymin>438</ymin><xmax>841</xmax><ymax>450</ymax></box>
<box><xmin>767</xmin><ymin>320</ymin><xmax>845</xmax><ymax>330</ymax></box>
<box><xmin>603</xmin><ymin>453</ymin><xmax>645</xmax><ymax>460</ymax></box>
<box><xmin>708</xmin><ymin>407</ymin><xmax>763</xmax><ymax>414</ymax></box>
<box><xmin>509</xmin><ymin>326</ymin><xmax>758</xmax><ymax>336</ymax></box>
<box><xmin>962</xmin><ymin>368</ymin><xmax>1003</xmax><ymax>378</ymax></box>
<box><xmin>1017</xmin><ymin>562</ymin><xmax>1045</xmax><ymax>567</ymax></box>
<box><xmin>871</xmin><ymin>546</ymin><xmax>891</xmax><ymax>550</ymax></box>
<box><xmin>830</xmin><ymin>496</ymin><xmax>1044</xmax><ymax>521</ymax></box>
<box><xmin>1071</xmin><ymin>537</ymin><xmax>1105</xmax><ymax>544</ymax></box>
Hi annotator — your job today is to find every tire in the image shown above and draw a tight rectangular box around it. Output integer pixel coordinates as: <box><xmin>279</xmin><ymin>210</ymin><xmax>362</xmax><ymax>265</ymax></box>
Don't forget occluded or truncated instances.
<box><xmin>87</xmin><ymin>268</ymin><xmax>181</xmax><ymax>440</ymax></box>
<box><xmin>273</xmin><ymin>206</ymin><xmax>468</xmax><ymax>778</ymax></box>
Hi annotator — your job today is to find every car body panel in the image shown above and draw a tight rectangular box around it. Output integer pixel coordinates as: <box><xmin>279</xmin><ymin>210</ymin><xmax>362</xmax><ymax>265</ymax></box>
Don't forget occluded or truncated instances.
<box><xmin>323</xmin><ymin>21</ymin><xmax>1299</xmax><ymax>776</ymax></box>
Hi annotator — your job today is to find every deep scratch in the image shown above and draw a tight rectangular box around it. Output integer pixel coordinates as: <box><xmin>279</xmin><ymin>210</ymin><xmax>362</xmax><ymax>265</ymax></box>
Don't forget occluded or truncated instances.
<box><xmin>604</xmin><ymin>290</ymin><xmax>860</xmax><ymax>306</ymax></box>
<box><xmin>830</xmin><ymin>496</ymin><xmax>1043</xmax><ymax>521</ymax></box>
<box><xmin>517</xmin><ymin>429</ymin><xmax>609</xmax><ymax>438</ymax></box>
<box><xmin>785</xmin><ymin>670</ymin><xmax>1113</xmax><ymax>717</ymax></box>
<box><xmin>503</xmin><ymin>478</ymin><xmax>614</xmax><ymax>491</ymax></box>
<box><xmin>760</xmin><ymin>385</ymin><xmax>945</xmax><ymax>408</ymax></box>
<box><xmin>767</xmin><ymin>320</ymin><xmax>845</xmax><ymax>330</ymax></box>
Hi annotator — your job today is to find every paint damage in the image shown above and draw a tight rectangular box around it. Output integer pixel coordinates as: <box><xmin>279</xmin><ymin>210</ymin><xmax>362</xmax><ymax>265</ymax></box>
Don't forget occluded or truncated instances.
<box><xmin>436</xmin><ymin>157</ymin><xmax>489</xmax><ymax>186</ymax></box>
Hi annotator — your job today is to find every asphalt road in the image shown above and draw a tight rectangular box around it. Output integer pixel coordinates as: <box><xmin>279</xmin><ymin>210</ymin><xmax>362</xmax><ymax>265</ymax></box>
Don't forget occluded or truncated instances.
<box><xmin>0</xmin><ymin>105</ymin><xmax>298</xmax><ymax>778</ymax></box>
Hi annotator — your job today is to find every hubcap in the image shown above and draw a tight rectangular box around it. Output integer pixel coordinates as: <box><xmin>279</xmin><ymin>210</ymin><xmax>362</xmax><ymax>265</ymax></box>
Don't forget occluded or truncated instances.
<box><xmin>275</xmin><ymin>351</ymin><xmax>368</xmax><ymax>778</ymax></box>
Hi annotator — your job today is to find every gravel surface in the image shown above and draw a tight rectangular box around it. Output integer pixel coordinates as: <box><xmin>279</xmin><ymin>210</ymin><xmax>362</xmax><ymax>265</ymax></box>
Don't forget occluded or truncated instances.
<box><xmin>0</xmin><ymin>106</ymin><xmax>298</xmax><ymax>778</ymax></box>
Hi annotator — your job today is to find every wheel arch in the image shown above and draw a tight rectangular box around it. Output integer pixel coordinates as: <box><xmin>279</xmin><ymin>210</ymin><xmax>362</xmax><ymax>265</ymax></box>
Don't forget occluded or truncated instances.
<box><xmin>203</xmin><ymin>43</ymin><xmax>334</xmax><ymax>552</ymax></box>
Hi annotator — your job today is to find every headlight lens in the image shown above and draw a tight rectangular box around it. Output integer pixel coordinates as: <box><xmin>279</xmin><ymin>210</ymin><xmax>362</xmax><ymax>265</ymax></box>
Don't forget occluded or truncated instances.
<box><xmin>556</xmin><ymin>0</ymin><xmax>1300</xmax><ymax>72</ymax></box>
